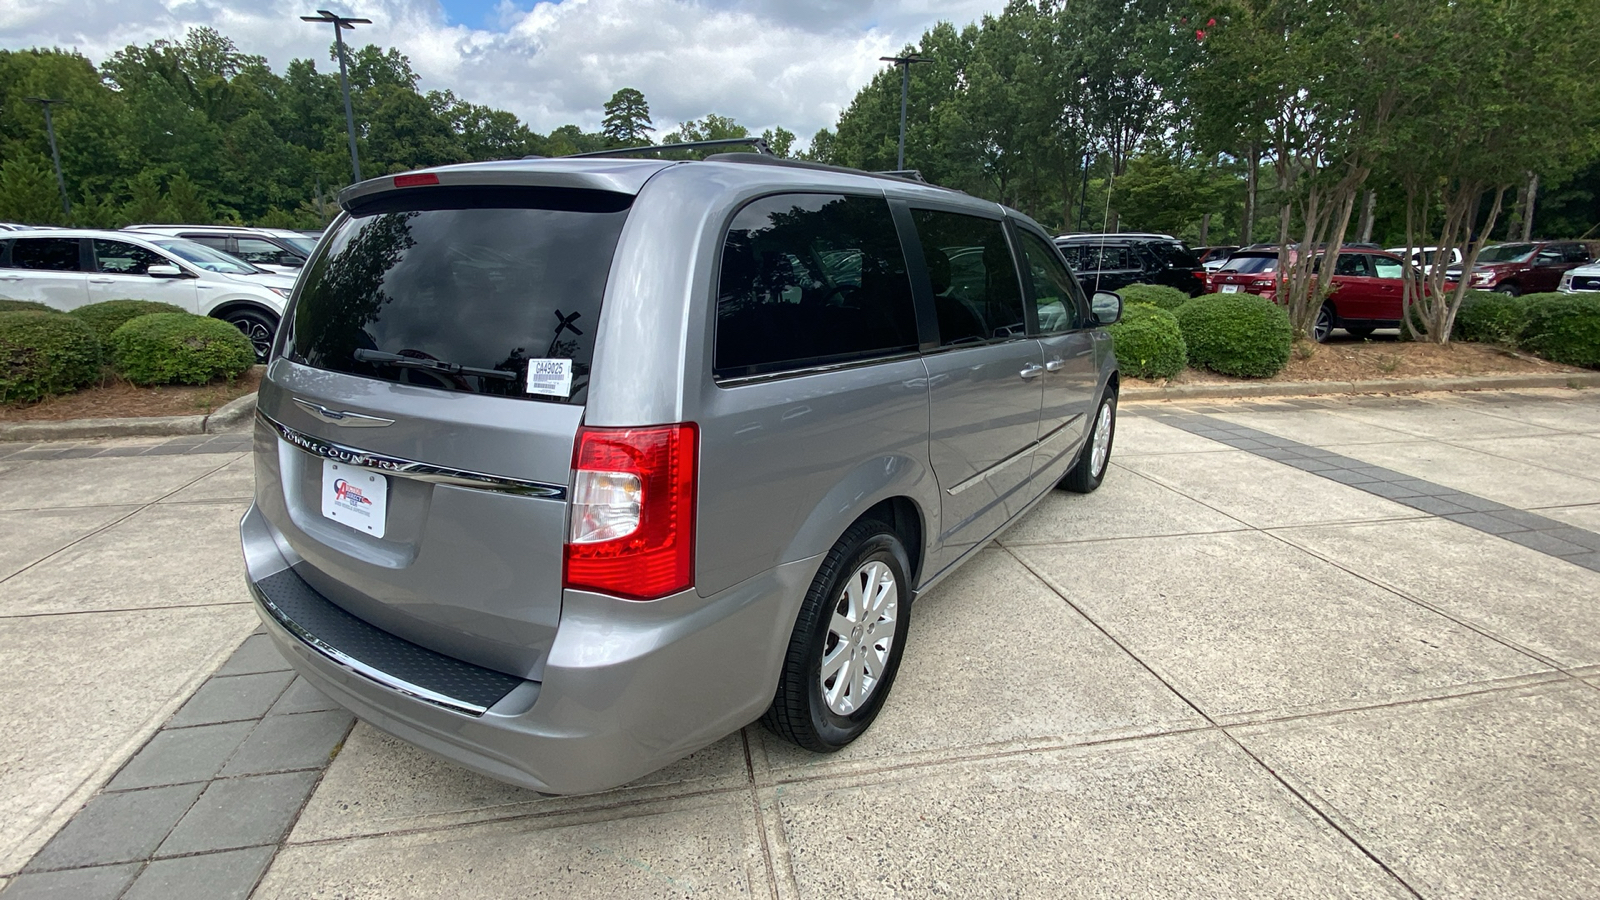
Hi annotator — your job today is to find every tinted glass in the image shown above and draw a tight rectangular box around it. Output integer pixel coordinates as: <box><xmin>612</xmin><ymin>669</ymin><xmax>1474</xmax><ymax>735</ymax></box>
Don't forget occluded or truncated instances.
<box><xmin>152</xmin><ymin>239</ymin><xmax>258</xmax><ymax>275</ymax></box>
<box><xmin>235</xmin><ymin>237</ymin><xmax>293</xmax><ymax>264</ymax></box>
<box><xmin>715</xmin><ymin>193</ymin><xmax>916</xmax><ymax>379</ymax></box>
<box><xmin>93</xmin><ymin>240</ymin><xmax>166</xmax><ymax>275</ymax></box>
<box><xmin>1017</xmin><ymin>231</ymin><xmax>1084</xmax><ymax>333</ymax></box>
<box><xmin>914</xmin><ymin>209</ymin><xmax>1025</xmax><ymax>345</ymax></box>
<box><xmin>1372</xmin><ymin>256</ymin><xmax>1404</xmax><ymax>280</ymax></box>
<box><xmin>290</xmin><ymin>186</ymin><xmax>631</xmax><ymax>403</ymax></box>
<box><xmin>281</xmin><ymin>236</ymin><xmax>318</xmax><ymax>255</ymax></box>
<box><xmin>11</xmin><ymin>238</ymin><xmax>81</xmax><ymax>271</ymax></box>
<box><xmin>184</xmin><ymin>235</ymin><xmax>231</xmax><ymax>252</ymax></box>
<box><xmin>1144</xmin><ymin>241</ymin><xmax>1201</xmax><ymax>268</ymax></box>
<box><xmin>1221</xmin><ymin>254</ymin><xmax>1278</xmax><ymax>274</ymax></box>
<box><xmin>1563</xmin><ymin>244</ymin><xmax>1591</xmax><ymax>263</ymax></box>
<box><xmin>1477</xmin><ymin>243</ymin><xmax>1536</xmax><ymax>263</ymax></box>
<box><xmin>1334</xmin><ymin>254</ymin><xmax>1370</xmax><ymax>277</ymax></box>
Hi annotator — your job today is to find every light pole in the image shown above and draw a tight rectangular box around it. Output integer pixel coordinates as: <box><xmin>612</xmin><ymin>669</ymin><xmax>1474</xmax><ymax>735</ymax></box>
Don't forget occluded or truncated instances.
<box><xmin>302</xmin><ymin>9</ymin><xmax>372</xmax><ymax>183</ymax></box>
<box><xmin>25</xmin><ymin>98</ymin><xmax>71</xmax><ymax>217</ymax></box>
<box><xmin>878</xmin><ymin>54</ymin><xmax>932</xmax><ymax>171</ymax></box>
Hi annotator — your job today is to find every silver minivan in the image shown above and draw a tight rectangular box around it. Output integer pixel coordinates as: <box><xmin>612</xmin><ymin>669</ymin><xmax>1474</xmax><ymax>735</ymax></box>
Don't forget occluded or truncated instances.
<box><xmin>241</xmin><ymin>151</ymin><xmax>1123</xmax><ymax>794</ymax></box>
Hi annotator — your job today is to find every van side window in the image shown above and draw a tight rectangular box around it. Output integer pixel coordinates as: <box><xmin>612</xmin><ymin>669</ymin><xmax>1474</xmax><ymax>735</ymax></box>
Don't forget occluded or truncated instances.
<box><xmin>715</xmin><ymin>193</ymin><xmax>917</xmax><ymax>379</ymax></box>
<box><xmin>11</xmin><ymin>238</ymin><xmax>82</xmax><ymax>272</ymax></box>
<box><xmin>1016</xmin><ymin>231</ymin><xmax>1086</xmax><ymax>333</ymax></box>
<box><xmin>910</xmin><ymin>209</ymin><xmax>1025</xmax><ymax>346</ymax></box>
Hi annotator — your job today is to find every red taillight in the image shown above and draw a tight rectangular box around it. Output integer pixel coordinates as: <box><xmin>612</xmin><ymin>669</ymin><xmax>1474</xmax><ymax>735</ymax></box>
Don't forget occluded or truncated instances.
<box><xmin>563</xmin><ymin>424</ymin><xmax>697</xmax><ymax>601</ymax></box>
<box><xmin>393</xmin><ymin>172</ymin><xmax>440</xmax><ymax>187</ymax></box>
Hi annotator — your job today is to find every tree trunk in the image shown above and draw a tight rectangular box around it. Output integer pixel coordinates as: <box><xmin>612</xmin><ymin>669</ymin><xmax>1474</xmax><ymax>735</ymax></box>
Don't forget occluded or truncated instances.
<box><xmin>1521</xmin><ymin>172</ymin><xmax>1539</xmax><ymax>241</ymax></box>
<box><xmin>1358</xmin><ymin>189</ymin><xmax>1376</xmax><ymax>243</ymax></box>
<box><xmin>1243</xmin><ymin>142</ymin><xmax>1258</xmax><ymax>244</ymax></box>
<box><xmin>1200</xmin><ymin>212</ymin><xmax>1211</xmax><ymax>246</ymax></box>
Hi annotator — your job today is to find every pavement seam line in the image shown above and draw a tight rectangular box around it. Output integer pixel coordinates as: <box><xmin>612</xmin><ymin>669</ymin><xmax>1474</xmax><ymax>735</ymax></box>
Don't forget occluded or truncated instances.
<box><xmin>0</xmin><ymin>452</ymin><xmax>247</xmax><ymax>589</ymax></box>
<box><xmin>1003</xmin><ymin>545</ymin><xmax>1427</xmax><ymax>899</ymax></box>
<box><xmin>740</xmin><ymin>730</ymin><xmax>782</xmax><ymax>900</ymax></box>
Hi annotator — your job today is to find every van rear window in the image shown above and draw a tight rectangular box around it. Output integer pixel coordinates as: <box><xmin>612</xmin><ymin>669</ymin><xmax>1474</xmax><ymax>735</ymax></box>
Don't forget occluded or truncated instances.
<box><xmin>288</xmin><ymin>186</ymin><xmax>631</xmax><ymax>404</ymax></box>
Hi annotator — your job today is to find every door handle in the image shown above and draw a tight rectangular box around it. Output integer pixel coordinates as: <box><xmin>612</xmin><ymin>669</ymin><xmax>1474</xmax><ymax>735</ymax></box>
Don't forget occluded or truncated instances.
<box><xmin>89</xmin><ymin>277</ymin><xmax>114</xmax><ymax>284</ymax></box>
<box><xmin>1045</xmin><ymin>359</ymin><xmax>1065</xmax><ymax>372</ymax></box>
<box><xmin>1020</xmin><ymin>364</ymin><xmax>1045</xmax><ymax>380</ymax></box>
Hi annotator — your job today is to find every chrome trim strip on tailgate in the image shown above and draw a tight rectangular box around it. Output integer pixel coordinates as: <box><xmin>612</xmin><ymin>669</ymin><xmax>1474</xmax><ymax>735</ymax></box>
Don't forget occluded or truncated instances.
<box><xmin>259</xmin><ymin>411</ymin><xmax>567</xmax><ymax>499</ymax></box>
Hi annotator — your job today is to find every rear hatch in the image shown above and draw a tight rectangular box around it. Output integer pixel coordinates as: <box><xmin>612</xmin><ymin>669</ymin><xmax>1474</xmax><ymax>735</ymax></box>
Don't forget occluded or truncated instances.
<box><xmin>254</xmin><ymin>181</ymin><xmax>635</xmax><ymax>681</ymax></box>
<box><xmin>1209</xmin><ymin>252</ymin><xmax>1278</xmax><ymax>294</ymax></box>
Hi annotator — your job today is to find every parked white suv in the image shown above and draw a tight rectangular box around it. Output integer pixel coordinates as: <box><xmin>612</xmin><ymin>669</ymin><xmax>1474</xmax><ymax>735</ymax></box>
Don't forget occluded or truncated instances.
<box><xmin>125</xmin><ymin>225</ymin><xmax>318</xmax><ymax>275</ymax></box>
<box><xmin>0</xmin><ymin>229</ymin><xmax>293</xmax><ymax>360</ymax></box>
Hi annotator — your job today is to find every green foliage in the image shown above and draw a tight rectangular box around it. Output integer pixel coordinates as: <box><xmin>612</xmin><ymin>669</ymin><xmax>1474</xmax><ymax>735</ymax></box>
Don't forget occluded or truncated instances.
<box><xmin>1518</xmin><ymin>294</ymin><xmax>1600</xmax><ymax>369</ymax></box>
<box><xmin>109</xmin><ymin>313</ymin><xmax>256</xmax><ymax>385</ymax></box>
<box><xmin>120</xmin><ymin>169</ymin><xmax>173</xmax><ymax>224</ymax></box>
<box><xmin>602</xmin><ymin>88</ymin><xmax>653</xmax><ymax>147</ymax></box>
<box><xmin>1173</xmin><ymin>293</ymin><xmax>1293</xmax><ymax>378</ymax></box>
<box><xmin>0</xmin><ymin>311</ymin><xmax>102</xmax><ymax>403</ymax></box>
<box><xmin>1117</xmin><ymin>283</ymin><xmax>1190</xmax><ymax>311</ymax></box>
<box><xmin>67</xmin><ymin>300</ymin><xmax>190</xmax><ymax>341</ymax></box>
<box><xmin>0</xmin><ymin>299</ymin><xmax>56</xmax><ymax>313</ymax></box>
<box><xmin>1109</xmin><ymin>303</ymin><xmax>1188</xmax><ymax>379</ymax></box>
<box><xmin>0</xmin><ymin>154</ymin><xmax>63</xmax><ymax>225</ymax></box>
<box><xmin>1452</xmin><ymin>291</ymin><xmax>1531</xmax><ymax>344</ymax></box>
<box><xmin>165</xmin><ymin>173</ymin><xmax>210</xmax><ymax>222</ymax></box>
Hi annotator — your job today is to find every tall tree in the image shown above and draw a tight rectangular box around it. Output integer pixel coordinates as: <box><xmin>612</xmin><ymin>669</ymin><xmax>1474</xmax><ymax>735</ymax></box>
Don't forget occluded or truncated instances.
<box><xmin>602</xmin><ymin>88</ymin><xmax>653</xmax><ymax>147</ymax></box>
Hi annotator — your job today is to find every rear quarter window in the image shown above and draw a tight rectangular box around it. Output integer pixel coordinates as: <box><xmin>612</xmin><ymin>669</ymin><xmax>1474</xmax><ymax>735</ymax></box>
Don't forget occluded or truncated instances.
<box><xmin>714</xmin><ymin>193</ymin><xmax>918</xmax><ymax>380</ymax></box>
<box><xmin>288</xmin><ymin>186</ymin><xmax>630</xmax><ymax>404</ymax></box>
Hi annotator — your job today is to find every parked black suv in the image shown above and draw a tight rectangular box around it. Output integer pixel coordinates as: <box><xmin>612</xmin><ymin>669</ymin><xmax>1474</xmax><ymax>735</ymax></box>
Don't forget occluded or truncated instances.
<box><xmin>1055</xmin><ymin>233</ymin><xmax>1207</xmax><ymax>296</ymax></box>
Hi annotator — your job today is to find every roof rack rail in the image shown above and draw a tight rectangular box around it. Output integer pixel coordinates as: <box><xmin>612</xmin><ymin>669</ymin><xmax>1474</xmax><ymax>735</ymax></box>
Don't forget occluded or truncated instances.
<box><xmin>874</xmin><ymin>169</ymin><xmax>926</xmax><ymax>182</ymax></box>
<box><xmin>557</xmin><ymin>137</ymin><xmax>774</xmax><ymax>160</ymax></box>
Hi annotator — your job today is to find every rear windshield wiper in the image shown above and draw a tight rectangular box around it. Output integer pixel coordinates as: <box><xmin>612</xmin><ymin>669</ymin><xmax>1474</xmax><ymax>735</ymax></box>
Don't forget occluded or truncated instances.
<box><xmin>353</xmin><ymin>348</ymin><xmax>517</xmax><ymax>382</ymax></box>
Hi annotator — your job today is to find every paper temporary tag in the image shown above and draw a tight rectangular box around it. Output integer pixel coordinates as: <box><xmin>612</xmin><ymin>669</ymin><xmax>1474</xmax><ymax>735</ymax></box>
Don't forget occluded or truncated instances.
<box><xmin>526</xmin><ymin>358</ymin><xmax>574</xmax><ymax>397</ymax></box>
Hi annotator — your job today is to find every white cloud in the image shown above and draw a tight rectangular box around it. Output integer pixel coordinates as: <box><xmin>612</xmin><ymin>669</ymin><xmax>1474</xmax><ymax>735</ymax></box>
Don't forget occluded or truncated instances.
<box><xmin>0</xmin><ymin>0</ymin><xmax>1003</xmax><ymax>142</ymax></box>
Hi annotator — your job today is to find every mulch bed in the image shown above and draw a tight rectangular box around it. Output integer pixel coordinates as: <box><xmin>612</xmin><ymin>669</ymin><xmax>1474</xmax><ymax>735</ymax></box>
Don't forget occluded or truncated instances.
<box><xmin>1130</xmin><ymin>335</ymin><xmax>1585</xmax><ymax>388</ymax></box>
<box><xmin>0</xmin><ymin>367</ymin><xmax>262</xmax><ymax>422</ymax></box>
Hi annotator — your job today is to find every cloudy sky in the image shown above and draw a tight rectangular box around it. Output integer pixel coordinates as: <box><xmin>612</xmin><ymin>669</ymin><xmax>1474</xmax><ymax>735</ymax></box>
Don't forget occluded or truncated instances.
<box><xmin>1</xmin><ymin>0</ymin><xmax>1003</xmax><ymax>143</ymax></box>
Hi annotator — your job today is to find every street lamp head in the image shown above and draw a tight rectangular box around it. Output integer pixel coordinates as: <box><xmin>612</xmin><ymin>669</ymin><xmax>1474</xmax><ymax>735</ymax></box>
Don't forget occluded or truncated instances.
<box><xmin>301</xmin><ymin>11</ymin><xmax>371</xmax><ymax>27</ymax></box>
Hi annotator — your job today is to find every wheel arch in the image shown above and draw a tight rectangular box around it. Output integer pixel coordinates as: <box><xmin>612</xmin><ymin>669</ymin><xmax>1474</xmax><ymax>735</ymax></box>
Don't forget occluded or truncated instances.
<box><xmin>207</xmin><ymin>298</ymin><xmax>281</xmax><ymax>323</ymax></box>
<box><xmin>780</xmin><ymin>455</ymin><xmax>935</xmax><ymax>596</ymax></box>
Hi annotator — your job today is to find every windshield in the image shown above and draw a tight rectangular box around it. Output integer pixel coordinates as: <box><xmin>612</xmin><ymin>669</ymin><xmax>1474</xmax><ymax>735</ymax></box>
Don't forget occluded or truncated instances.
<box><xmin>1476</xmin><ymin>243</ymin><xmax>1536</xmax><ymax>264</ymax></box>
<box><xmin>1220</xmin><ymin>254</ymin><xmax>1278</xmax><ymax>274</ymax></box>
<box><xmin>152</xmin><ymin>238</ymin><xmax>261</xmax><ymax>275</ymax></box>
<box><xmin>289</xmin><ymin>186</ymin><xmax>631</xmax><ymax>404</ymax></box>
<box><xmin>280</xmin><ymin>236</ymin><xmax>318</xmax><ymax>256</ymax></box>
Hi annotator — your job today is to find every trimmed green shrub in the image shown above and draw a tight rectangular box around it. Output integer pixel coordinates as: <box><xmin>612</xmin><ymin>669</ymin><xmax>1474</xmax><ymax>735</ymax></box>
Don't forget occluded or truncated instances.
<box><xmin>1109</xmin><ymin>303</ymin><xmax>1188</xmax><ymax>379</ymax></box>
<box><xmin>68</xmin><ymin>299</ymin><xmax>190</xmax><ymax>342</ymax></box>
<box><xmin>1117</xmin><ymin>283</ymin><xmax>1190</xmax><ymax>312</ymax></box>
<box><xmin>1518</xmin><ymin>294</ymin><xmax>1600</xmax><ymax>369</ymax></box>
<box><xmin>0</xmin><ymin>299</ymin><xmax>57</xmax><ymax>313</ymax></box>
<box><xmin>0</xmin><ymin>311</ymin><xmax>102</xmax><ymax>403</ymax></box>
<box><xmin>1173</xmin><ymin>293</ymin><xmax>1292</xmax><ymax>378</ymax></box>
<box><xmin>109</xmin><ymin>313</ymin><xmax>256</xmax><ymax>385</ymax></box>
<box><xmin>1452</xmin><ymin>290</ymin><xmax>1530</xmax><ymax>344</ymax></box>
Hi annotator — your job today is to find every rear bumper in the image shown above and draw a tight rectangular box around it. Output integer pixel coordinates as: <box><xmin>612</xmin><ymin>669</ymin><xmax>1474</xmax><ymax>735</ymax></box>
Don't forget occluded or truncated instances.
<box><xmin>241</xmin><ymin>503</ymin><xmax>816</xmax><ymax>794</ymax></box>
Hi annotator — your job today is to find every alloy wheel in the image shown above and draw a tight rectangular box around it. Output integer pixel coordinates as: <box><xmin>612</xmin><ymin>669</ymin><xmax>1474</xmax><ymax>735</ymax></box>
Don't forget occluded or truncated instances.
<box><xmin>819</xmin><ymin>559</ymin><xmax>899</xmax><ymax>716</ymax></box>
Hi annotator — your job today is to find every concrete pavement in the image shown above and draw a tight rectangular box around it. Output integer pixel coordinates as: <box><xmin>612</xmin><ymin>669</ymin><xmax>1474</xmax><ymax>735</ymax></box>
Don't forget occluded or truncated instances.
<box><xmin>2</xmin><ymin>390</ymin><xmax>1600</xmax><ymax>897</ymax></box>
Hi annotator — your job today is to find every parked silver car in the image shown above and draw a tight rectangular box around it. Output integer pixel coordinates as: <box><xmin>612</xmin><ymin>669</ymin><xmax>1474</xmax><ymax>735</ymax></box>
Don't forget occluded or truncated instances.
<box><xmin>241</xmin><ymin>152</ymin><xmax>1123</xmax><ymax>794</ymax></box>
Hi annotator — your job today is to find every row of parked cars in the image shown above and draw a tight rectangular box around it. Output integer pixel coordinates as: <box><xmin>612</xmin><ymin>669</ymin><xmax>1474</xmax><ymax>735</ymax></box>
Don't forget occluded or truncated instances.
<box><xmin>0</xmin><ymin>223</ymin><xmax>323</xmax><ymax>360</ymax></box>
<box><xmin>1055</xmin><ymin>230</ymin><xmax>1600</xmax><ymax>341</ymax></box>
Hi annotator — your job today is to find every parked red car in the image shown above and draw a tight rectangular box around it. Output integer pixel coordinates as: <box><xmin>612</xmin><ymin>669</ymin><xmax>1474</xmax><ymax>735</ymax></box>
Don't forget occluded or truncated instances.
<box><xmin>1208</xmin><ymin>248</ymin><xmax>1424</xmax><ymax>342</ymax></box>
<box><xmin>1442</xmin><ymin>241</ymin><xmax>1591</xmax><ymax>296</ymax></box>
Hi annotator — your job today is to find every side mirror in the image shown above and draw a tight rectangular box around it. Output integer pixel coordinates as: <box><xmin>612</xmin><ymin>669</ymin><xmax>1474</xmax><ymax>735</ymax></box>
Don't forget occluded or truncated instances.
<box><xmin>147</xmin><ymin>264</ymin><xmax>184</xmax><ymax>278</ymax></box>
<box><xmin>282</xmin><ymin>257</ymin><xmax>305</xmax><ymax>268</ymax></box>
<box><xmin>1091</xmin><ymin>290</ymin><xmax>1123</xmax><ymax>326</ymax></box>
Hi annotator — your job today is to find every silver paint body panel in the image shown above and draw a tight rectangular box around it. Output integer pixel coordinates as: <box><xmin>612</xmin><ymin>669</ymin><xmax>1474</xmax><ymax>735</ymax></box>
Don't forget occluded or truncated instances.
<box><xmin>243</xmin><ymin>156</ymin><xmax>1119</xmax><ymax>794</ymax></box>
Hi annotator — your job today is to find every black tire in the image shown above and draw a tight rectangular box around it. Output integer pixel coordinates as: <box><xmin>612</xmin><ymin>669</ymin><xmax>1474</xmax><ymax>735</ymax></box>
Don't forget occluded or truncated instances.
<box><xmin>1061</xmin><ymin>390</ymin><xmax>1117</xmax><ymax>493</ymax></box>
<box><xmin>1312</xmin><ymin>303</ymin><xmax>1335</xmax><ymax>343</ymax></box>
<box><xmin>762</xmin><ymin>519</ymin><xmax>913</xmax><ymax>752</ymax></box>
<box><xmin>1493</xmin><ymin>283</ymin><xmax>1521</xmax><ymax>297</ymax></box>
<box><xmin>219</xmin><ymin>307</ymin><xmax>279</xmax><ymax>363</ymax></box>
<box><xmin>1345</xmin><ymin>326</ymin><xmax>1376</xmax><ymax>339</ymax></box>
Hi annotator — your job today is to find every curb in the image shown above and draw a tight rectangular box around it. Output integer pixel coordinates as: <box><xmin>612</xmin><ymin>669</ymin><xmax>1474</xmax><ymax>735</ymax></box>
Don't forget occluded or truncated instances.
<box><xmin>0</xmin><ymin>392</ymin><xmax>257</xmax><ymax>442</ymax></box>
<box><xmin>1121</xmin><ymin>372</ymin><xmax>1600</xmax><ymax>402</ymax></box>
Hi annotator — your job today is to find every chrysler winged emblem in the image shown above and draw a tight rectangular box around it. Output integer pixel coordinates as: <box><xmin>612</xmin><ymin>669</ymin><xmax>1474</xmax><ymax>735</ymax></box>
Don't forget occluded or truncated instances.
<box><xmin>292</xmin><ymin>398</ymin><xmax>395</xmax><ymax>428</ymax></box>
